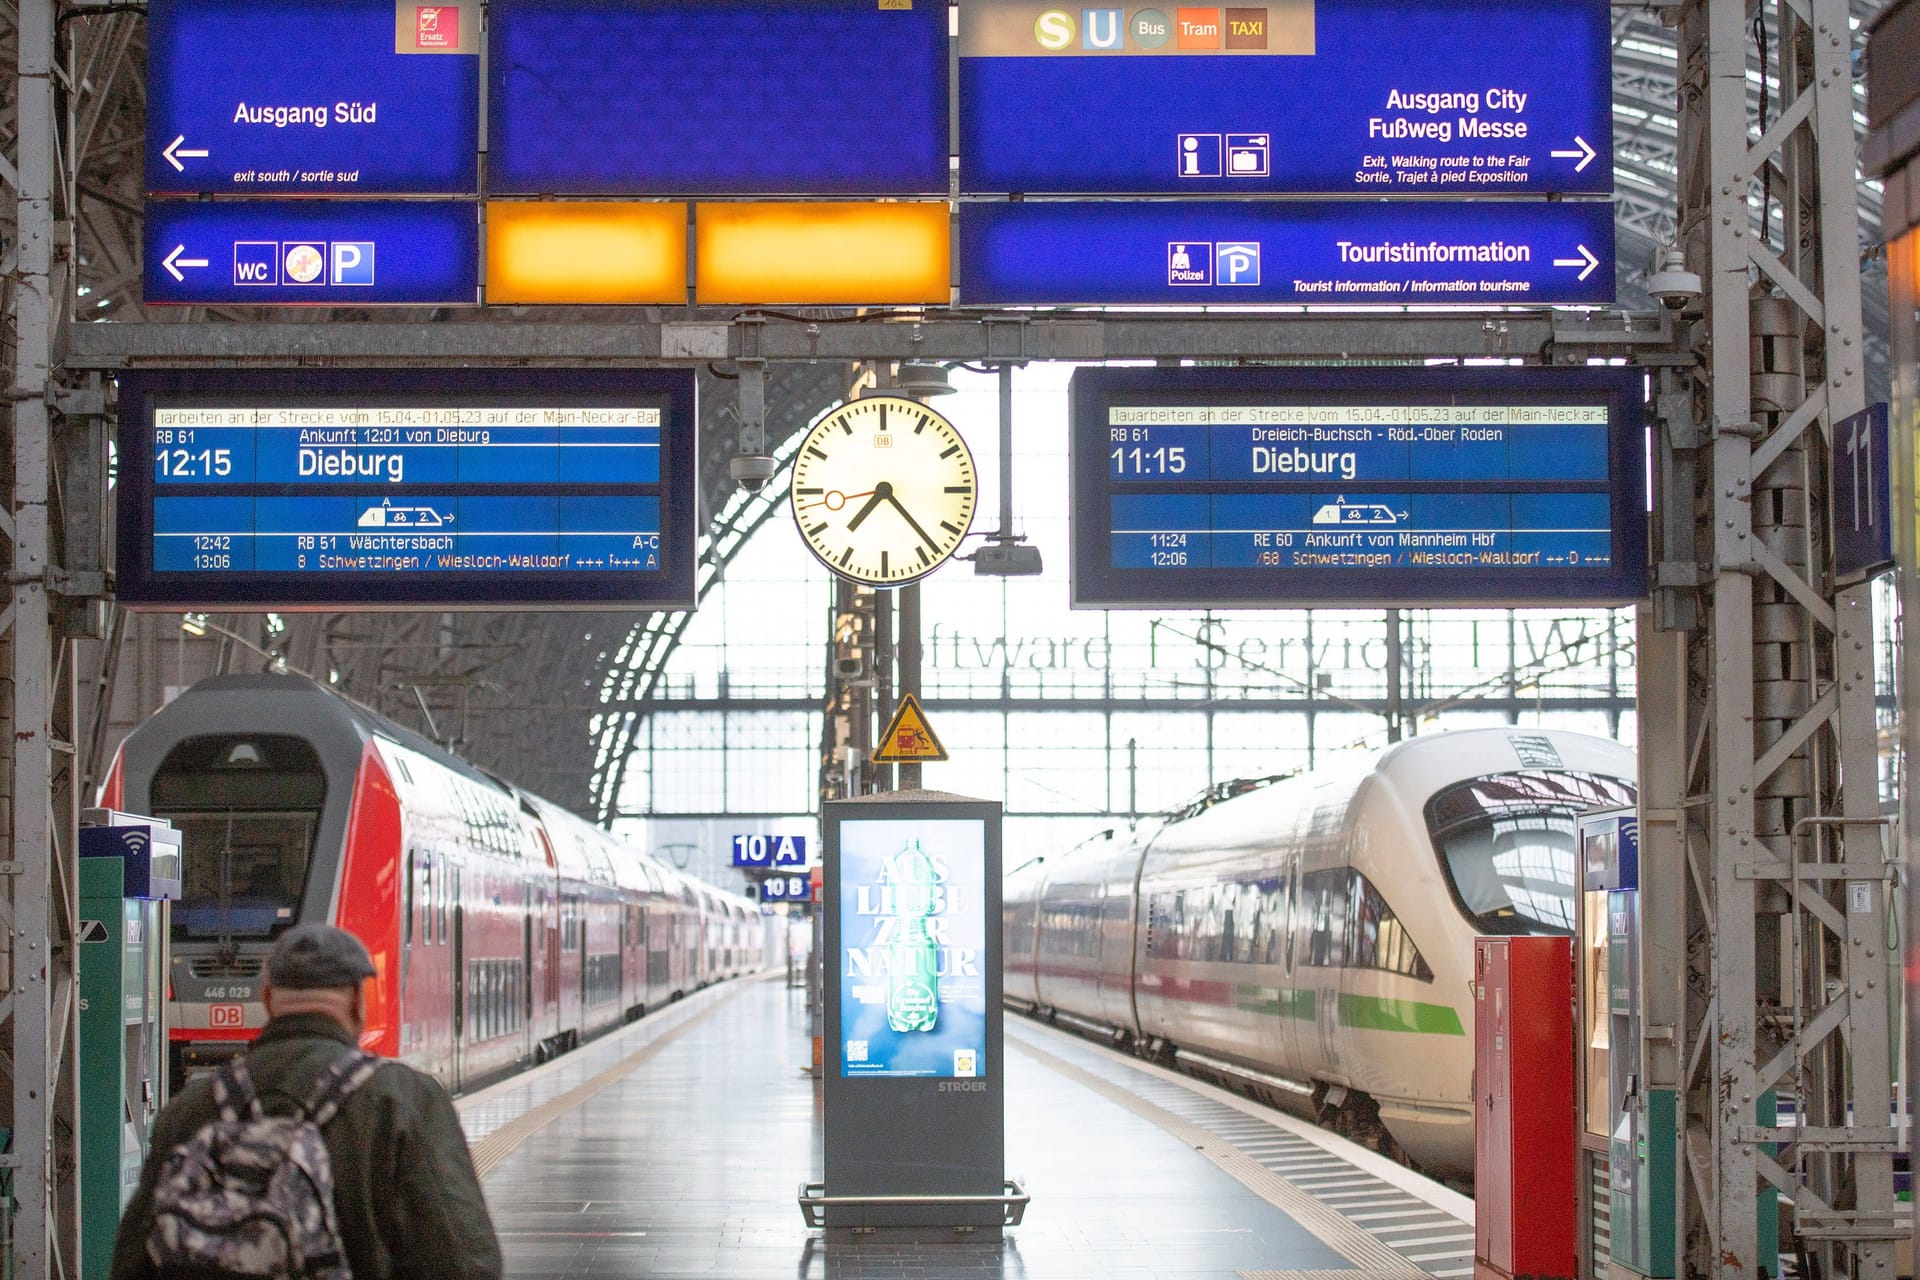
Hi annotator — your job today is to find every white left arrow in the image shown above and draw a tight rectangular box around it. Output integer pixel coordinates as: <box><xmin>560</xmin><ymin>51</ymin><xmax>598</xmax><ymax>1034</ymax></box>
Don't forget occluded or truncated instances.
<box><xmin>1549</xmin><ymin>136</ymin><xmax>1598</xmax><ymax>173</ymax></box>
<box><xmin>162</xmin><ymin>244</ymin><xmax>208</xmax><ymax>283</ymax></box>
<box><xmin>1552</xmin><ymin>244</ymin><xmax>1600</xmax><ymax>282</ymax></box>
<box><xmin>162</xmin><ymin>134</ymin><xmax>209</xmax><ymax>172</ymax></box>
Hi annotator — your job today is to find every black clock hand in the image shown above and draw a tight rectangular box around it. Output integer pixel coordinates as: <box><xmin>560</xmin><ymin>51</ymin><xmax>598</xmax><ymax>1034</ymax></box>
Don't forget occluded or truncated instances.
<box><xmin>885</xmin><ymin>491</ymin><xmax>940</xmax><ymax>550</ymax></box>
<box><xmin>845</xmin><ymin>483</ymin><xmax>890</xmax><ymax>533</ymax></box>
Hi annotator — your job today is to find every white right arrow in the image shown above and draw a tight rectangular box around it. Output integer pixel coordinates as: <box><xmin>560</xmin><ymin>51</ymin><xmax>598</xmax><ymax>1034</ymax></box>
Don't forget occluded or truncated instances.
<box><xmin>1549</xmin><ymin>136</ymin><xmax>1597</xmax><ymax>172</ymax></box>
<box><xmin>162</xmin><ymin>244</ymin><xmax>209</xmax><ymax>283</ymax></box>
<box><xmin>1552</xmin><ymin>243</ymin><xmax>1600</xmax><ymax>282</ymax></box>
<box><xmin>162</xmin><ymin>134</ymin><xmax>209</xmax><ymax>172</ymax></box>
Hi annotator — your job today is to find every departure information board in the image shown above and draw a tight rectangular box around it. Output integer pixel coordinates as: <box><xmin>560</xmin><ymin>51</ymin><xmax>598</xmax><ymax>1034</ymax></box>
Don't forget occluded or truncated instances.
<box><xmin>959</xmin><ymin>0</ymin><xmax>1610</xmax><ymax>195</ymax></box>
<box><xmin>1070</xmin><ymin>367</ymin><xmax>1646</xmax><ymax>608</ymax></box>
<box><xmin>488</xmin><ymin>0</ymin><xmax>949</xmax><ymax>195</ymax></box>
<box><xmin>115</xmin><ymin>369</ymin><xmax>697</xmax><ymax>608</ymax></box>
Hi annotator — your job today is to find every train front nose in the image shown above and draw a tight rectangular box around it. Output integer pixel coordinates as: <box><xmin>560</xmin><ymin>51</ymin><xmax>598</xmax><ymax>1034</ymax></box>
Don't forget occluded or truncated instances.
<box><xmin>148</xmin><ymin>731</ymin><xmax>328</xmax><ymax>1092</ymax></box>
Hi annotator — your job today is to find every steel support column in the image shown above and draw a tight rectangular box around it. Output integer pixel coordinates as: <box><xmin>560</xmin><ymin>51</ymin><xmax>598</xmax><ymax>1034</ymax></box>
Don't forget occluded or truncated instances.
<box><xmin>1665</xmin><ymin>0</ymin><xmax>1898</xmax><ymax>1273</ymax></box>
<box><xmin>8</xmin><ymin>0</ymin><xmax>81</xmax><ymax>1272</ymax></box>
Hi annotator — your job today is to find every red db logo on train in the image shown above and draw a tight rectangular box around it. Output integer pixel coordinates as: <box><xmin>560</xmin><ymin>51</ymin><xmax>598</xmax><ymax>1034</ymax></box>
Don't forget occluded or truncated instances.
<box><xmin>209</xmin><ymin>1003</ymin><xmax>244</xmax><ymax>1029</ymax></box>
<box><xmin>415</xmin><ymin>6</ymin><xmax>457</xmax><ymax>49</ymax></box>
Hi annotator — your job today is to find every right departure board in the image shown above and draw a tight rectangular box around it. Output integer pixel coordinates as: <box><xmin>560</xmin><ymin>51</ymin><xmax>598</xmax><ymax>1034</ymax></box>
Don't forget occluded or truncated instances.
<box><xmin>1069</xmin><ymin>366</ymin><xmax>1647</xmax><ymax>608</ymax></box>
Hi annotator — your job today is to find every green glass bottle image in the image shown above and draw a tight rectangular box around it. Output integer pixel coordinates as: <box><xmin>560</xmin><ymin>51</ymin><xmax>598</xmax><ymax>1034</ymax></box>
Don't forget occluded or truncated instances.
<box><xmin>885</xmin><ymin>838</ymin><xmax>941</xmax><ymax>1033</ymax></box>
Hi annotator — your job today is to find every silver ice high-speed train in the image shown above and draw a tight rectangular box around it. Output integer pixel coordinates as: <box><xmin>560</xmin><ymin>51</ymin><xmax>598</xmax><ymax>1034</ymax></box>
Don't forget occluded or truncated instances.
<box><xmin>1004</xmin><ymin>727</ymin><xmax>1635</xmax><ymax>1176</ymax></box>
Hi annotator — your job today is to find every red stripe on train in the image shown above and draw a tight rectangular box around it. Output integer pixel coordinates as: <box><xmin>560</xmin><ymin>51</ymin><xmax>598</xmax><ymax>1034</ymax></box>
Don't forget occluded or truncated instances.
<box><xmin>337</xmin><ymin>741</ymin><xmax>403</xmax><ymax>1057</ymax></box>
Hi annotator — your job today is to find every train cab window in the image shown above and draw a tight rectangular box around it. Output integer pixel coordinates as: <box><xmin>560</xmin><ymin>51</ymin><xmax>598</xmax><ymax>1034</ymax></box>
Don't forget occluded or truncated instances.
<box><xmin>151</xmin><ymin>734</ymin><xmax>325</xmax><ymax>943</ymax></box>
<box><xmin>1424</xmin><ymin>770</ymin><xmax>1636</xmax><ymax>935</ymax></box>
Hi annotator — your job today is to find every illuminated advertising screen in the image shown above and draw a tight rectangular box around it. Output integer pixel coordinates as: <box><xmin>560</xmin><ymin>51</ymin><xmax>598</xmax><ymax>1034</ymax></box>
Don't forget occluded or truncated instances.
<box><xmin>114</xmin><ymin>367</ymin><xmax>697</xmax><ymax>609</ymax></box>
<box><xmin>838</xmin><ymin>818</ymin><xmax>988</xmax><ymax>1079</ymax></box>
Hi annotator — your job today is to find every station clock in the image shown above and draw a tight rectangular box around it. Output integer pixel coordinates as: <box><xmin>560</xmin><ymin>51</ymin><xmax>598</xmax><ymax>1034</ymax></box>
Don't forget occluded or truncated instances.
<box><xmin>789</xmin><ymin>395</ymin><xmax>977</xmax><ymax>586</ymax></box>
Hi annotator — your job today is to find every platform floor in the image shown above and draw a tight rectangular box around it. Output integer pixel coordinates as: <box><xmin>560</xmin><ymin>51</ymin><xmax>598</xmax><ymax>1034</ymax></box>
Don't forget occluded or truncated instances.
<box><xmin>456</xmin><ymin>975</ymin><xmax>1475</xmax><ymax>1280</ymax></box>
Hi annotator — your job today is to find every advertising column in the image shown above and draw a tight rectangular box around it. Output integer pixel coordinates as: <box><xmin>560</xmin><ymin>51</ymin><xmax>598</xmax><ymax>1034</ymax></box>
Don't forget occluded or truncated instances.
<box><xmin>821</xmin><ymin>793</ymin><xmax>1004</xmax><ymax>1236</ymax></box>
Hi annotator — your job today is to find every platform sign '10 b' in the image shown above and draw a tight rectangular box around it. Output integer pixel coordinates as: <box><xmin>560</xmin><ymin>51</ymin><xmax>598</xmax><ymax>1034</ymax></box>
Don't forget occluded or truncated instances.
<box><xmin>731</xmin><ymin>834</ymin><xmax>809</xmax><ymax>869</ymax></box>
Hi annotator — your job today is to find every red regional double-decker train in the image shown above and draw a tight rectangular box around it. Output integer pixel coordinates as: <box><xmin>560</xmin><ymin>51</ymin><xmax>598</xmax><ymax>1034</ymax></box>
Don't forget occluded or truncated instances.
<box><xmin>101</xmin><ymin>673</ymin><xmax>764</xmax><ymax>1094</ymax></box>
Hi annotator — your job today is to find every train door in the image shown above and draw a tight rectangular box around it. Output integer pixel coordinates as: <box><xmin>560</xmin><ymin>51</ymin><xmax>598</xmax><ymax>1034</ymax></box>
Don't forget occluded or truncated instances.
<box><xmin>578</xmin><ymin>903</ymin><xmax>590</xmax><ymax>1014</ymax></box>
<box><xmin>451</xmin><ymin>867</ymin><xmax>465</xmax><ymax>1089</ymax></box>
<box><xmin>401</xmin><ymin>849</ymin><xmax>415</xmax><ymax>1049</ymax></box>
<box><xmin>1311</xmin><ymin>865</ymin><xmax>1347</xmax><ymax>1079</ymax></box>
<box><xmin>522</xmin><ymin>889</ymin><xmax>535</xmax><ymax>1063</ymax></box>
<box><xmin>634</xmin><ymin>905</ymin><xmax>649</xmax><ymax>1014</ymax></box>
<box><xmin>1279</xmin><ymin>852</ymin><xmax>1309</xmax><ymax>1077</ymax></box>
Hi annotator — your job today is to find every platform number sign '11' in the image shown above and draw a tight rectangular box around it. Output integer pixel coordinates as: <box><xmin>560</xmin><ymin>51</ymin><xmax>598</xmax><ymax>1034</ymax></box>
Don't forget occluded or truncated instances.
<box><xmin>1832</xmin><ymin>402</ymin><xmax>1893</xmax><ymax>585</ymax></box>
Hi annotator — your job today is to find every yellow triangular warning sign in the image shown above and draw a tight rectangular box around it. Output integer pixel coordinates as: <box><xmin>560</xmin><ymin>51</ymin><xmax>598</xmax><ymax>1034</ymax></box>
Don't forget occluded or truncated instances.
<box><xmin>872</xmin><ymin>693</ymin><xmax>948</xmax><ymax>763</ymax></box>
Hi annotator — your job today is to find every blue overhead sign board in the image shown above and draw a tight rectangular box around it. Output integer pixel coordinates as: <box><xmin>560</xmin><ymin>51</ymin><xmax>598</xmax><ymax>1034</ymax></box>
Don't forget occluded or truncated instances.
<box><xmin>147</xmin><ymin>0</ymin><xmax>480</xmax><ymax>195</ymax></box>
<box><xmin>143</xmin><ymin>201</ymin><xmax>478</xmax><ymax>306</ymax></box>
<box><xmin>958</xmin><ymin>0</ymin><xmax>1610</xmax><ymax>194</ymax></box>
<box><xmin>489</xmin><ymin>0</ymin><xmax>949</xmax><ymax>195</ymax></box>
<box><xmin>113</xmin><ymin>368</ymin><xmax>698</xmax><ymax>609</ymax></box>
<box><xmin>959</xmin><ymin>200</ymin><xmax>1613</xmax><ymax>305</ymax></box>
<box><xmin>1069</xmin><ymin>366</ymin><xmax>1648</xmax><ymax>608</ymax></box>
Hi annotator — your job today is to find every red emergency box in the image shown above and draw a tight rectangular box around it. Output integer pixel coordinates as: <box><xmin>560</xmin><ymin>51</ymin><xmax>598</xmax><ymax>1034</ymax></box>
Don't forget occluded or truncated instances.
<box><xmin>1474</xmin><ymin>935</ymin><xmax>1576</xmax><ymax>1280</ymax></box>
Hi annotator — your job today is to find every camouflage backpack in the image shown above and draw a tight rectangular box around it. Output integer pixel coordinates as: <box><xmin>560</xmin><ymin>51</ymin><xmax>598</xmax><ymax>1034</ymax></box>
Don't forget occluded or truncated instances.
<box><xmin>147</xmin><ymin>1050</ymin><xmax>385</xmax><ymax>1280</ymax></box>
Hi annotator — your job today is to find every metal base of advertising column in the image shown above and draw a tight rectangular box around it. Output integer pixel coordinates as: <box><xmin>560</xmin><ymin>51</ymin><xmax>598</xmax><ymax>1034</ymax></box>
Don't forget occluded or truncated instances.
<box><xmin>803</xmin><ymin>790</ymin><xmax>1023</xmax><ymax>1241</ymax></box>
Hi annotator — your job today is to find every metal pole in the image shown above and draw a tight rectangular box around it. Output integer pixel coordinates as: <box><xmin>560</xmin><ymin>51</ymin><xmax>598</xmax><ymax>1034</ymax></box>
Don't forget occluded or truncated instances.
<box><xmin>997</xmin><ymin>365</ymin><xmax>1014</xmax><ymax>542</ymax></box>
<box><xmin>897</xmin><ymin>584</ymin><xmax>921</xmax><ymax>791</ymax></box>
<box><xmin>872</xmin><ymin>589</ymin><xmax>892</xmax><ymax>795</ymax></box>
<box><xmin>1383</xmin><ymin>609</ymin><xmax>1402</xmax><ymax>743</ymax></box>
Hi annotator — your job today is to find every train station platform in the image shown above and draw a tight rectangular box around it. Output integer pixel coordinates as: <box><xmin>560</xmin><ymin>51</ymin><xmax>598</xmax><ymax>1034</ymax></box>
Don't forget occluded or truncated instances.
<box><xmin>455</xmin><ymin>975</ymin><xmax>1476</xmax><ymax>1280</ymax></box>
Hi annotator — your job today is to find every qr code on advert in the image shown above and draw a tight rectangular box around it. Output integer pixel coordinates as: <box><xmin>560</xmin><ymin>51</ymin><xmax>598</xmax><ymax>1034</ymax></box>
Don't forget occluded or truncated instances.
<box><xmin>846</xmin><ymin>1040</ymin><xmax>868</xmax><ymax>1062</ymax></box>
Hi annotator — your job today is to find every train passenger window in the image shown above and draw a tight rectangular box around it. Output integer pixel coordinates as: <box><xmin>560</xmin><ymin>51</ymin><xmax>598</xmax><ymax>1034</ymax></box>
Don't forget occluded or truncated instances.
<box><xmin>1346</xmin><ymin>872</ymin><xmax>1434</xmax><ymax>982</ymax></box>
<box><xmin>1301</xmin><ymin>868</ymin><xmax>1347</xmax><ymax>967</ymax></box>
<box><xmin>152</xmin><ymin>734</ymin><xmax>326</xmax><ymax>944</ymax></box>
<box><xmin>1425</xmin><ymin>770</ymin><xmax>1636</xmax><ymax>935</ymax></box>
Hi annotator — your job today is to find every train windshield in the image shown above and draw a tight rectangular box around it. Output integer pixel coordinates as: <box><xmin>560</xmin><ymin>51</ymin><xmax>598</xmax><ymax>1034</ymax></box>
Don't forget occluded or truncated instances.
<box><xmin>150</xmin><ymin>734</ymin><xmax>326</xmax><ymax>943</ymax></box>
<box><xmin>1424</xmin><ymin>770</ymin><xmax>1635</xmax><ymax>935</ymax></box>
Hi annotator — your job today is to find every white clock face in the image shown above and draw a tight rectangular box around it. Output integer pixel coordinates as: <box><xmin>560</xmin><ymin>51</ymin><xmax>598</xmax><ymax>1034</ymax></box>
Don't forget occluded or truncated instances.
<box><xmin>790</xmin><ymin>396</ymin><xmax>977</xmax><ymax>586</ymax></box>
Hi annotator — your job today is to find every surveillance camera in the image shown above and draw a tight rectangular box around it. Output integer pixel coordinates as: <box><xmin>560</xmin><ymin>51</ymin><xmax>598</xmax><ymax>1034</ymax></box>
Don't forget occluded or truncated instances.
<box><xmin>1646</xmin><ymin>248</ymin><xmax>1702</xmax><ymax>311</ymax></box>
<box><xmin>730</xmin><ymin>454</ymin><xmax>777</xmax><ymax>492</ymax></box>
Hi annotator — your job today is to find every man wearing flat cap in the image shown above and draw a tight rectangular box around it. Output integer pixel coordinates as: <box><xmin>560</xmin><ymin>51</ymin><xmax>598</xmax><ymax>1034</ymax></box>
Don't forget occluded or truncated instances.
<box><xmin>111</xmin><ymin>925</ymin><xmax>503</xmax><ymax>1280</ymax></box>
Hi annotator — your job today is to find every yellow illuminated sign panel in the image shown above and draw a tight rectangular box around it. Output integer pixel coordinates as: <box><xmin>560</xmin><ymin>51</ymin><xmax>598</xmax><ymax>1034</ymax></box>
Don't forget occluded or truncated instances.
<box><xmin>486</xmin><ymin>202</ymin><xmax>687</xmax><ymax>305</ymax></box>
<box><xmin>695</xmin><ymin>202</ymin><xmax>950</xmax><ymax>305</ymax></box>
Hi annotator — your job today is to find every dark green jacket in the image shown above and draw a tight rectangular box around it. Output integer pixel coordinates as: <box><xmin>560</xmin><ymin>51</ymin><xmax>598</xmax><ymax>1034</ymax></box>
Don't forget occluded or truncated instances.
<box><xmin>111</xmin><ymin>1013</ymin><xmax>504</xmax><ymax>1280</ymax></box>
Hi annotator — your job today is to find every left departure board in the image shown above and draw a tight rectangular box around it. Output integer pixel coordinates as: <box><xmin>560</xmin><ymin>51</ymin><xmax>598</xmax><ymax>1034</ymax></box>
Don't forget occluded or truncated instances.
<box><xmin>1070</xmin><ymin>366</ymin><xmax>1647</xmax><ymax>608</ymax></box>
<box><xmin>115</xmin><ymin>369</ymin><xmax>697</xmax><ymax>608</ymax></box>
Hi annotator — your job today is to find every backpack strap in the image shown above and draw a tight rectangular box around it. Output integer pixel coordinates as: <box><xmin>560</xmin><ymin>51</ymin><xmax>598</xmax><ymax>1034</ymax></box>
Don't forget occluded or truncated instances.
<box><xmin>213</xmin><ymin>1060</ymin><xmax>264</xmax><ymax>1124</ymax></box>
<box><xmin>301</xmin><ymin>1050</ymin><xmax>384</xmax><ymax>1129</ymax></box>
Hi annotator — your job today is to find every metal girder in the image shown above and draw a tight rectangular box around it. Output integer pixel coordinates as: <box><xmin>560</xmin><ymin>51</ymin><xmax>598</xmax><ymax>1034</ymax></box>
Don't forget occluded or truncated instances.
<box><xmin>62</xmin><ymin>313</ymin><xmax>1600</xmax><ymax>367</ymax></box>
<box><xmin>1659</xmin><ymin>1</ymin><xmax>1898</xmax><ymax>1277</ymax></box>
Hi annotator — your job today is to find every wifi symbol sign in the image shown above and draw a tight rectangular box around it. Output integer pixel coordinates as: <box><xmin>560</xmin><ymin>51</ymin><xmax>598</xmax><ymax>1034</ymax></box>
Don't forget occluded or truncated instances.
<box><xmin>122</xmin><ymin>830</ymin><xmax>150</xmax><ymax>856</ymax></box>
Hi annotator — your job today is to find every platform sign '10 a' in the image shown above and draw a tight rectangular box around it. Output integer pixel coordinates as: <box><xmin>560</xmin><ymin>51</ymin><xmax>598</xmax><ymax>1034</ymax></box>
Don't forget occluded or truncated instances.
<box><xmin>731</xmin><ymin>834</ymin><xmax>809</xmax><ymax>869</ymax></box>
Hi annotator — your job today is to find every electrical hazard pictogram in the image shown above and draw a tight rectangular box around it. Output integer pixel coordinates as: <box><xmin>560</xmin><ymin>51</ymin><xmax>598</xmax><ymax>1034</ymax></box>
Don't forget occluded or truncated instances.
<box><xmin>872</xmin><ymin>693</ymin><xmax>948</xmax><ymax>763</ymax></box>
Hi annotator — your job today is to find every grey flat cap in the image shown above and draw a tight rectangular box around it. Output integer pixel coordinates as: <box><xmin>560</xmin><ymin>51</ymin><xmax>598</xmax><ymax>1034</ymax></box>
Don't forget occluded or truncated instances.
<box><xmin>267</xmin><ymin>924</ymin><xmax>377</xmax><ymax>990</ymax></box>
